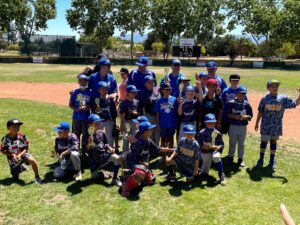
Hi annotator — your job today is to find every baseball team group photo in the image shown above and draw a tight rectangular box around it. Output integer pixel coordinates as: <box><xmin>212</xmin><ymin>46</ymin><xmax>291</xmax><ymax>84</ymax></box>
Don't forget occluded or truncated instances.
<box><xmin>0</xmin><ymin>0</ymin><xmax>300</xmax><ymax>224</ymax></box>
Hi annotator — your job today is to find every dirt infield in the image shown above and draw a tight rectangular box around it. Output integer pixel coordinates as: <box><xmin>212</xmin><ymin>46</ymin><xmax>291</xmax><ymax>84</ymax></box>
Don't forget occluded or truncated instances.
<box><xmin>0</xmin><ymin>82</ymin><xmax>299</xmax><ymax>143</ymax></box>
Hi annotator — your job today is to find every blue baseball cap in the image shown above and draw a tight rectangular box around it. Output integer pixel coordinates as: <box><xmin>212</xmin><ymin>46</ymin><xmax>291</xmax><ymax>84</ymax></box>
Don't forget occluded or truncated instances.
<box><xmin>204</xmin><ymin>113</ymin><xmax>217</xmax><ymax>123</ymax></box>
<box><xmin>198</xmin><ymin>72</ymin><xmax>208</xmax><ymax>78</ymax></box>
<box><xmin>136</xmin><ymin>56</ymin><xmax>148</xmax><ymax>67</ymax></box>
<box><xmin>132</xmin><ymin>116</ymin><xmax>149</xmax><ymax>124</ymax></box>
<box><xmin>97</xmin><ymin>81</ymin><xmax>108</xmax><ymax>89</ymax></box>
<box><xmin>126</xmin><ymin>85</ymin><xmax>140</xmax><ymax>93</ymax></box>
<box><xmin>267</xmin><ymin>79</ymin><xmax>280</xmax><ymax>88</ymax></box>
<box><xmin>138</xmin><ymin>122</ymin><xmax>156</xmax><ymax>133</ymax></box>
<box><xmin>183</xmin><ymin>124</ymin><xmax>196</xmax><ymax>134</ymax></box>
<box><xmin>53</xmin><ymin>122</ymin><xmax>70</xmax><ymax>132</ymax></box>
<box><xmin>237</xmin><ymin>86</ymin><xmax>247</xmax><ymax>94</ymax></box>
<box><xmin>171</xmin><ymin>59</ymin><xmax>181</xmax><ymax>65</ymax></box>
<box><xmin>207</xmin><ymin>61</ymin><xmax>217</xmax><ymax>68</ymax></box>
<box><xmin>88</xmin><ymin>114</ymin><xmax>104</xmax><ymax>123</ymax></box>
<box><xmin>78</xmin><ymin>74</ymin><xmax>89</xmax><ymax>80</ymax></box>
<box><xmin>185</xmin><ymin>85</ymin><xmax>195</xmax><ymax>92</ymax></box>
<box><xmin>98</xmin><ymin>58</ymin><xmax>111</xmax><ymax>67</ymax></box>
<box><xmin>144</xmin><ymin>75</ymin><xmax>155</xmax><ymax>83</ymax></box>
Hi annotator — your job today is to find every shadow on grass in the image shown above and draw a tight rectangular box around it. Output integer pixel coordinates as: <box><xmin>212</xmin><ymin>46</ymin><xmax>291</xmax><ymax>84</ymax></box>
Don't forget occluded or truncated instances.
<box><xmin>246</xmin><ymin>166</ymin><xmax>288</xmax><ymax>184</ymax></box>
<box><xmin>0</xmin><ymin>177</ymin><xmax>26</xmax><ymax>186</ymax></box>
<box><xmin>160</xmin><ymin>174</ymin><xmax>218</xmax><ymax>197</ymax></box>
<box><xmin>117</xmin><ymin>186</ymin><xmax>142</xmax><ymax>201</ymax></box>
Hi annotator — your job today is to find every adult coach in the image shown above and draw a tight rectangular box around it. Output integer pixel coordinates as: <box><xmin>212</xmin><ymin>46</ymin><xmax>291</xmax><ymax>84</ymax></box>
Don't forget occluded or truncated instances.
<box><xmin>127</xmin><ymin>56</ymin><xmax>156</xmax><ymax>99</ymax></box>
<box><xmin>206</xmin><ymin>61</ymin><xmax>227</xmax><ymax>93</ymax></box>
<box><xmin>88</xmin><ymin>58</ymin><xmax>118</xmax><ymax>99</ymax></box>
<box><xmin>160</xmin><ymin>59</ymin><xmax>185</xmax><ymax>97</ymax></box>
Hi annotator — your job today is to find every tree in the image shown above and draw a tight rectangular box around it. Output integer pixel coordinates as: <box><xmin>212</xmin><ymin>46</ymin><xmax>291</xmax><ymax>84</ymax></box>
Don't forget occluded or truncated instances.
<box><xmin>133</xmin><ymin>44</ymin><xmax>144</xmax><ymax>52</ymax></box>
<box><xmin>151</xmin><ymin>42</ymin><xmax>164</xmax><ymax>53</ymax></box>
<box><xmin>238</xmin><ymin>37</ymin><xmax>257</xmax><ymax>60</ymax></box>
<box><xmin>7</xmin><ymin>43</ymin><xmax>20</xmax><ymax>52</ymax></box>
<box><xmin>143</xmin><ymin>30</ymin><xmax>160</xmax><ymax>50</ymax></box>
<box><xmin>115</xmin><ymin>0</ymin><xmax>150</xmax><ymax>59</ymax></box>
<box><xmin>66</xmin><ymin>0</ymin><xmax>116</xmax><ymax>52</ymax></box>
<box><xmin>275</xmin><ymin>42</ymin><xmax>296</xmax><ymax>59</ymax></box>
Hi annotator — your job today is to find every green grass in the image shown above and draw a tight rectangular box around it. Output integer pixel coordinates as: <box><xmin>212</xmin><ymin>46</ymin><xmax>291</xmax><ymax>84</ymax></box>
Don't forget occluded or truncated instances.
<box><xmin>0</xmin><ymin>99</ymin><xmax>300</xmax><ymax>224</ymax></box>
<box><xmin>0</xmin><ymin>63</ymin><xmax>299</xmax><ymax>94</ymax></box>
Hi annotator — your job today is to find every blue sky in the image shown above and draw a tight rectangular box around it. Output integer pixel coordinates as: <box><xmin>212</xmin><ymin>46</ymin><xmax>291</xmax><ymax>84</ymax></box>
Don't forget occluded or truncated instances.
<box><xmin>39</xmin><ymin>0</ymin><xmax>243</xmax><ymax>39</ymax></box>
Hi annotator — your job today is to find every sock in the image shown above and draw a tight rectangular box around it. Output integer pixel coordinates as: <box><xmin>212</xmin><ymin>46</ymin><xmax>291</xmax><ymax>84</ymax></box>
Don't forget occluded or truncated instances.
<box><xmin>270</xmin><ymin>143</ymin><xmax>277</xmax><ymax>165</ymax></box>
<box><xmin>216</xmin><ymin>161</ymin><xmax>224</xmax><ymax>178</ymax></box>
<box><xmin>113</xmin><ymin>165</ymin><xmax>120</xmax><ymax>180</ymax></box>
<box><xmin>259</xmin><ymin>142</ymin><xmax>267</xmax><ymax>161</ymax></box>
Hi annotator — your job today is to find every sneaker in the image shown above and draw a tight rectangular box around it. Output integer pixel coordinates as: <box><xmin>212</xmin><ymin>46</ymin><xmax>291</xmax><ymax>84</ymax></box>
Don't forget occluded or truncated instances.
<box><xmin>164</xmin><ymin>172</ymin><xmax>176</xmax><ymax>181</ymax></box>
<box><xmin>227</xmin><ymin>156</ymin><xmax>234</xmax><ymax>164</ymax></box>
<box><xmin>35</xmin><ymin>175</ymin><xmax>43</xmax><ymax>185</ymax></box>
<box><xmin>112</xmin><ymin>177</ymin><xmax>122</xmax><ymax>187</ymax></box>
<box><xmin>256</xmin><ymin>159</ymin><xmax>264</xmax><ymax>168</ymax></box>
<box><xmin>238</xmin><ymin>158</ymin><xmax>246</xmax><ymax>167</ymax></box>
<box><xmin>219</xmin><ymin>174</ymin><xmax>226</xmax><ymax>186</ymax></box>
<box><xmin>75</xmin><ymin>171</ymin><xmax>82</xmax><ymax>182</ymax></box>
<box><xmin>267</xmin><ymin>161</ymin><xmax>277</xmax><ymax>170</ymax></box>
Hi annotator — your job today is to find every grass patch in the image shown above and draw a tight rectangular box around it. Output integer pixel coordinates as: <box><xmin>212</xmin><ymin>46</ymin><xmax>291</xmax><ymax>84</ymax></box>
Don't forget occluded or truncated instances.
<box><xmin>0</xmin><ymin>63</ymin><xmax>299</xmax><ymax>94</ymax></box>
<box><xmin>0</xmin><ymin>99</ymin><xmax>299</xmax><ymax>224</ymax></box>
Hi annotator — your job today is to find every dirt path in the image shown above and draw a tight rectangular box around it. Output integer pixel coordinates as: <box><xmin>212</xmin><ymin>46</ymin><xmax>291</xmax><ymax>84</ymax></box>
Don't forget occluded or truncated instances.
<box><xmin>0</xmin><ymin>82</ymin><xmax>299</xmax><ymax>143</ymax></box>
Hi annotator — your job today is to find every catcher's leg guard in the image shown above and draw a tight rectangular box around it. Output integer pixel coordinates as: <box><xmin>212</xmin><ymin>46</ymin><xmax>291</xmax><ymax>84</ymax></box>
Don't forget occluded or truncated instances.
<box><xmin>144</xmin><ymin>170</ymin><xmax>155</xmax><ymax>185</ymax></box>
<box><xmin>123</xmin><ymin>167</ymin><xmax>146</xmax><ymax>192</ymax></box>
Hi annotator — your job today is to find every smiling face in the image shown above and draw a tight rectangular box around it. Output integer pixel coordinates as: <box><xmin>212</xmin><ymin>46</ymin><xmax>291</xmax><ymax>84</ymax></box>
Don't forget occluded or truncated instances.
<box><xmin>184</xmin><ymin>133</ymin><xmax>195</xmax><ymax>141</ymax></box>
<box><xmin>185</xmin><ymin>90</ymin><xmax>195</xmax><ymax>100</ymax></box>
<box><xmin>58</xmin><ymin>130</ymin><xmax>70</xmax><ymax>138</ymax></box>
<box><xmin>100</xmin><ymin>65</ymin><xmax>110</xmax><ymax>75</ymax></box>
<box><xmin>207</xmin><ymin>67</ymin><xmax>217</xmax><ymax>76</ymax></box>
<box><xmin>120</xmin><ymin>72</ymin><xmax>128</xmax><ymax>80</ymax></box>
<box><xmin>161</xmin><ymin>88</ymin><xmax>171</xmax><ymax>98</ymax></box>
<box><xmin>207</xmin><ymin>84</ymin><xmax>217</xmax><ymax>94</ymax></box>
<box><xmin>230</xmin><ymin>79</ymin><xmax>240</xmax><ymax>89</ymax></box>
<box><xmin>237</xmin><ymin>92</ymin><xmax>245</xmax><ymax>101</ymax></box>
<box><xmin>171</xmin><ymin>64</ymin><xmax>180</xmax><ymax>74</ymax></box>
<box><xmin>78</xmin><ymin>79</ymin><xmax>88</xmax><ymax>87</ymax></box>
<box><xmin>138</xmin><ymin>65</ymin><xmax>147</xmax><ymax>73</ymax></box>
<box><xmin>268</xmin><ymin>84</ymin><xmax>279</xmax><ymax>95</ymax></box>
<box><xmin>145</xmin><ymin>80</ymin><xmax>154</xmax><ymax>90</ymax></box>
<box><xmin>98</xmin><ymin>87</ymin><xmax>108</xmax><ymax>96</ymax></box>
<box><xmin>8</xmin><ymin>124</ymin><xmax>20</xmax><ymax>137</ymax></box>
<box><xmin>90</xmin><ymin>122</ymin><xmax>101</xmax><ymax>131</ymax></box>
<box><xmin>205</xmin><ymin>122</ymin><xmax>216</xmax><ymax>129</ymax></box>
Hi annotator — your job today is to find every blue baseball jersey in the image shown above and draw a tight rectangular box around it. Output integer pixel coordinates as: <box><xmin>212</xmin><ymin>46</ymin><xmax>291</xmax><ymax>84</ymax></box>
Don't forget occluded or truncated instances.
<box><xmin>258</xmin><ymin>94</ymin><xmax>296</xmax><ymax>136</ymax></box>
<box><xmin>174</xmin><ymin>138</ymin><xmax>201</xmax><ymax>176</ymax></box>
<box><xmin>69</xmin><ymin>88</ymin><xmax>92</xmax><ymax>121</ymax></box>
<box><xmin>126</xmin><ymin>137</ymin><xmax>161</xmax><ymax>170</ymax></box>
<box><xmin>227</xmin><ymin>99</ymin><xmax>253</xmax><ymax>126</ymax></box>
<box><xmin>181</xmin><ymin>99</ymin><xmax>201</xmax><ymax>123</ymax></box>
<box><xmin>91</xmin><ymin>96</ymin><xmax>117</xmax><ymax>121</ymax></box>
<box><xmin>139</xmin><ymin>89</ymin><xmax>160</xmax><ymax>116</ymax></box>
<box><xmin>88</xmin><ymin>72</ymin><xmax>118</xmax><ymax>97</ymax></box>
<box><xmin>160</xmin><ymin>72</ymin><xmax>185</xmax><ymax>97</ymax></box>
<box><xmin>197</xmin><ymin>128</ymin><xmax>224</xmax><ymax>152</ymax></box>
<box><xmin>119</xmin><ymin>99</ymin><xmax>142</xmax><ymax>120</ymax></box>
<box><xmin>155</xmin><ymin>96</ymin><xmax>179</xmax><ymax>129</ymax></box>
<box><xmin>208</xmin><ymin>74</ymin><xmax>227</xmax><ymax>91</ymax></box>
<box><xmin>221</xmin><ymin>87</ymin><xmax>248</xmax><ymax>119</ymax></box>
<box><xmin>127</xmin><ymin>69</ymin><xmax>157</xmax><ymax>96</ymax></box>
<box><xmin>54</xmin><ymin>134</ymin><xmax>79</xmax><ymax>156</ymax></box>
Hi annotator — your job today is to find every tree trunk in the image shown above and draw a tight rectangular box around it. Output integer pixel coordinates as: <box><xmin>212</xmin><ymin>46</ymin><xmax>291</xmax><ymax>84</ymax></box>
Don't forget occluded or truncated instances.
<box><xmin>130</xmin><ymin>30</ymin><xmax>134</xmax><ymax>61</ymax></box>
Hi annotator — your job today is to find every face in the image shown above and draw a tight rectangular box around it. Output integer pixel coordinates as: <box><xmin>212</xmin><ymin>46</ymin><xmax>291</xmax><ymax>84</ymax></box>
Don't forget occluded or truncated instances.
<box><xmin>207</xmin><ymin>67</ymin><xmax>217</xmax><ymax>75</ymax></box>
<box><xmin>100</xmin><ymin>65</ymin><xmax>110</xmax><ymax>75</ymax></box>
<box><xmin>90</xmin><ymin>122</ymin><xmax>101</xmax><ymax>131</ymax></box>
<box><xmin>138</xmin><ymin>65</ymin><xmax>147</xmax><ymax>72</ymax></box>
<box><xmin>230</xmin><ymin>79</ymin><xmax>239</xmax><ymax>88</ymax></box>
<box><xmin>237</xmin><ymin>92</ymin><xmax>245</xmax><ymax>100</ymax></box>
<box><xmin>8</xmin><ymin>124</ymin><xmax>20</xmax><ymax>136</ymax></box>
<box><xmin>268</xmin><ymin>84</ymin><xmax>279</xmax><ymax>95</ymax></box>
<box><xmin>184</xmin><ymin>133</ymin><xmax>195</xmax><ymax>141</ymax></box>
<box><xmin>78</xmin><ymin>79</ymin><xmax>88</xmax><ymax>87</ymax></box>
<box><xmin>58</xmin><ymin>130</ymin><xmax>69</xmax><ymax>138</ymax></box>
<box><xmin>171</xmin><ymin>64</ymin><xmax>180</xmax><ymax>73</ymax></box>
<box><xmin>205</xmin><ymin>122</ymin><xmax>215</xmax><ymax>129</ymax></box>
<box><xmin>200</xmin><ymin>77</ymin><xmax>208</xmax><ymax>86</ymax></box>
<box><xmin>127</xmin><ymin>92</ymin><xmax>137</xmax><ymax>99</ymax></box>
<box><xmin>186</xmin><ymin>91</ymin><xmax>195</xmax><ymax>99</ymax></box>
<box><xmin>120</xmin><ymin>72</ymin><xmax>128</xmax><ymax>80</ymax></box>
<box><xmin>99</xmin><ymin>87</ymin><xmax>108</xmax><ymax>96</ymax></box>
<box><xmin>161</xmin><ymin>88</ymin><xmax>171</xmax><ymax>97</ymax></box>
<box><xmin>207</xmin><ymin>84</ymin><xmax>217</xmax><ymax>93</ymax></box>
<box><xmin>145</xmin><ymin>80</ymin><xmax>154</xmax><ymax>90</ymax></box>
<box><xmin>143</xmin><ymin>129</ymin><xmax>153</xmax><ymax>138</ymax></box>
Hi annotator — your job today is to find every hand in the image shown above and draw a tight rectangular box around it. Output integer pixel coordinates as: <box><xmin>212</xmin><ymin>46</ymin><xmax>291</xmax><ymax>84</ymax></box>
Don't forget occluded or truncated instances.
<box><xmin>12</xmin><ymin>154</ymin><xmax>20</xmax><ymax>161</ymax></box>
<box><xmin>128</xmin><ymin>136</ymin><xmax>137</xmax><ymax>143</ymax></box>
<box><xmin>241</xmin><ymin>115</ymin><xmax>251</xmax><ymax>121</ymax></box>
<box><xmin>88</xmin><ymin>136</ymin><xmax>93</xmax><ymax>145</ymax></box>
<box><xmin>202</xmin><ymin>144</ymin><xmax>210</xmax><ymax>151</ymax></box>
<box><xmin>212</xmin><ymin>145</ymin><xmax>220</xmax><ymax>151</ymax></box>
<box><xmin>177</xmin><ymin>97</ymin><xmax>183</xmax><ymax>104</ymax></box>
<box><xmin>280</xmin><ymin>204</ymin><xmax>296</xmax><ymax>225</ymax></box>
<box><xmin>235</xmin><ymin>115</ymin><xmax>242</xmax><ymax>120</ymax></box>
<box><xmin>195</xmin><ymin>72</ymin><xmax>199</xmax><ymax>81</ymax></box>
<box><xmin>255</xmin><ymin>123</ymin><xmax>259</xmax><ymax>132</ymax></box>
<box><xmin>69</xmin><ymin>90</ymin><xmax>74</xmax><ymax>96</ymax></box>
<box><xmin>196</xmin><ymin>80</ymin><xmax>202</xmax><ymax>88</ymax></box>
<box><xmin>165</xmin><ymin>157</ymin><xmax>172</xmax><ymax>166</ymax></box>
<box><xmin>216</xmin><ymin>87</ymin><xmax>221</xmax><ymax>95</ymax></box>
<box><xmin>59</xmin><ymin>154</ymin><xmax>64</xmax><ymax>160</ymax></box>
<box><xmin>216</xmin><ymin>122</ymin><xmax>221</xmax><ymax>130</ymax></box>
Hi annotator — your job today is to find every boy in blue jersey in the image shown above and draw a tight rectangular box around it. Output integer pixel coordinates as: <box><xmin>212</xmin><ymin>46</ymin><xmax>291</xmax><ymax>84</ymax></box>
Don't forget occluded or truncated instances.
<box><xmin>165</xmin><ymin>124</ymin><xmax>201</xmax><ymax>182</ymax></box>
<box><xmin>227</xmin><ymin>86</ymin><xmax>253</xmax><ymax>167</ymax></box>
<box><xmin>255</xmin><ymin>80</ymin><xmax>300</xmax><ymax>170</ymax></box>
<box><xmin>69</xmin><ymin>74</ymin><xmax>92</xmax><ymax>153</ymax></box>
<box><xmin>155</xmin><ymin>83</ymin><xmax>179</xmax><ymax>148</ymax></box>
<box><xmin>91</xmin><ymin>81</ymin><xmax>117</xmax><ymax>148</ymax></box>
<box><xmin>197</xmin><ymin>114</ymin><xmax>226</xmax><ymax>185</ymax></box>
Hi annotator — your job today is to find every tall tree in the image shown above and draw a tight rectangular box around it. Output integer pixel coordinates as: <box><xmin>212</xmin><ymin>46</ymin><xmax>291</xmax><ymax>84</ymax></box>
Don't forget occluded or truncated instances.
<box><xmin>66</xmin><ymin>0</ymin><xmax>116</xmax><ymax>52</ymax></box>
<box><xmin>115</xmin><ymin>0</ymin><xmax>150</xmax><ymax>59</ymax></box>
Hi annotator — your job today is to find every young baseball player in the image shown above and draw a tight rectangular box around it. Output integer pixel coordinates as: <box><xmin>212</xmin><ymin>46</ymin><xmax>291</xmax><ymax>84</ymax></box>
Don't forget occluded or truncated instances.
<box><xmin>197</xmin><ymin>114</ymin><xmax>226</xmax><ymax>185</ymax></box>
<box><xmin>119</xmin><ymin>85</ymin><xmax>142</xmax><ymax>152</ymax></box>
<box><xmin>86</xmin><ymin>114</ymin><xmax>122</xmax><ymax>187</ymax></box>
<box><xmin>91</xmin><ymin>81</ymin><xmax>117</xmax><ymax>147</ymax></box>
<box><xmin>1</xmin><ymin>119</ymin><xmax>42</xmax><ymax>184</ymax></box>
<box><xmin>227</xmin><ymin>86</ymin><xmax>253</xmax><ymax>167</ymax></box>
<box><xmin>118</xmin><ymin>67</ymin><xmax>128</xmax><ymax>102</ymax></box>
<box><xmin>200</xmin><ymin>79</ymin><xmax>223</xmax><ymax>130</ymax></box>
<box><xmin>177</xmin><ymin>85</ymin><xmax>202</xmax><ymax>141</ymax></box>
<box><xmin>69</xmin><ymin>74</ymin><xmax>91</xmax><ymax>153</ymax></box>
<box><xmin>198</xmin><ymin>72</ymin><xmax>208</xmax><ymax>94</ymax></box>
<box><xmin>255</xmin><ymin>80</ymin><xmax>300</xmax><ymax>170</ymax></box>
<box><xmin>206</xmin><ymin>61</ymin><xmax>227</xmax><ymax>93</ymax></box>
<box><xmin>155</xmin><ymin>82</ymin><xmax>179</xmax><ymax>148</ymax></box>
<box><xmin>52</xmin><ymin>122</ymin><xmax>82</xmax><ymax>182</ymax></box>
<box><xmin>165</xmin><ymin>124</ymin><xmax>201</xmax><ymax>182</ymax></box>
<box><xmin>121</xmin><ymin>121</ymin><xmax>174</xmax><ymax>197</ymax></box>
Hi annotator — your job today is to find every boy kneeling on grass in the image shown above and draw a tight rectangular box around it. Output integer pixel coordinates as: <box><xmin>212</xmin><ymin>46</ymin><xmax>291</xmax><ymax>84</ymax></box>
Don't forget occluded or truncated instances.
<box><xmin>197</xmin><ymin>114</ymin><xmax>226</xmax><ymax>186</ymax></box>
<box><xmin>1</xmin><ymin>119</ymin><xmax>42</xmax><ymax>184</ymax></box>
<box><xmin>86</xmin><ymin>114</ymin><xmax>122</xmax><ymax>187</ymax></box>
<box><xmin>121</xmin><ymin>121</ymin><xmax>174</xmax><ymax>197</ymax></box>
<box><xmin>52</xmin><ymin>122</ymin><xmax>82</xmax><ymax>182</ymax></box>
<box><xmin>165</xmin><ymin>124</ymin><xmax>201</xmax><ymax>183</ymax></box>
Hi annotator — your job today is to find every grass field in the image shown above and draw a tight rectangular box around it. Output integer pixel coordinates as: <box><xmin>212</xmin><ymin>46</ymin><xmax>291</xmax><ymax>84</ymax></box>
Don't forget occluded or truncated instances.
<box><xmin>0</xmin><ymin>64</ymin><xmax>300</xmax><ymax>224</ymax></box>
<box><xmin>0</xmin><ymin>63</ymin><xmax>299</xmax><ymax>94</ymax></box>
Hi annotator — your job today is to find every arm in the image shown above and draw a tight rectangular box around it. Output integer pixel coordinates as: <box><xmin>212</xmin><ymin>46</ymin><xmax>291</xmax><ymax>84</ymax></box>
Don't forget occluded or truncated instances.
<box><xmin>177</xmin><ymin>99</ymin><xmax>183</xmax><ymax>116</ymax></box>
<box><xmin>156</xmin><ymin>112</ymin><xmax>160</xmax><ymax>131</ymax></box>
<box><xmin>120</xmin><ymin>113</ymin><xmax>126</xmax><ymax>133</ymax></box>
<box><xmin>255</xmin><ymin>112</ymin><xmax>262</xmax><ymax>131</ymax></box>
<box><xmin>194</xmin><ymin>160</ymin><xmax>199</xmax><ymax>176</ymax></box>
<box><xmin>296</xmin><ymin>91</ymin><xmax>300</xmax><ymax>106</ymax></box>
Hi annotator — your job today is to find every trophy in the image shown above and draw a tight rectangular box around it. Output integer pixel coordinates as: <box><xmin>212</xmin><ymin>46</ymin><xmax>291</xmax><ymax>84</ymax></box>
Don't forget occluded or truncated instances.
<box><xmin>164</xmin><ymin>68</ymin><xmax>170</xmax><ymax>83</ymax></box>
<box><xmin>88</xmin><ymin>127</ymin><xmax>95</xmax><ymax>148</ymax></box>
<box><xmin>95</xmin><ymin>98</ymin><xmax>101</xmax><ymax>114</ymax></box>
<box><xmin>178</xmin><ymin>77</ymin><xmax>191</xmax><ymax>98</ymax></box>
<box><xmin>77</xmin><ymin>93</ymin><xmax>86</xmax><ymax>108</ymax></box>
<box><xmin>211</xmin><ymin>130</ymin><xmax>218</xmax><ymax>146</ymax></box>
<box><xmin>122</xmin><ymin>123</ymin><xmax>131</xmax><ymax>140</ymax></box>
